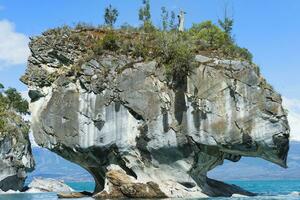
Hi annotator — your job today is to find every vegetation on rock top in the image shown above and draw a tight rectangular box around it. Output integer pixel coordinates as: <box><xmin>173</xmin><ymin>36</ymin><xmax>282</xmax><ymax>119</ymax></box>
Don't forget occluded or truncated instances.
<box><xmin>0</xmin><ymin>83</ymin><xmax>29</xmax><ymax>134</ymax></box>
<box><xmin>23</xmin><ymin>0</ymin><xmax>254</xmax><ymax>87</ymax></box>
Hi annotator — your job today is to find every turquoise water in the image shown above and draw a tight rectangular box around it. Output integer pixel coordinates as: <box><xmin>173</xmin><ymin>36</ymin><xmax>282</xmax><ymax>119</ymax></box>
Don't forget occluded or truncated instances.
<box><xmin>229</xmin><ymin>180</ymin><xmax>300</xmax><ymax>196</ymax></box>
<box><xmin>65</xmin><ymin>182</ymin><xmax>95</xmax><ymax>192</ymax></box>
<box><xmin>0</xmin><ymin>180</ymin><xmax>299</xmax><ymax>199</ymax></box>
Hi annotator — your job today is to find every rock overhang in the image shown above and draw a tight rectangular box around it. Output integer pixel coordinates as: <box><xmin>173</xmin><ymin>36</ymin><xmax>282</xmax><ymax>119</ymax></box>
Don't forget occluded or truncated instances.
<box><xmin>21</xmin><ymin>28</ymin><xmax>290</xmax><ymax>198</ymax></box>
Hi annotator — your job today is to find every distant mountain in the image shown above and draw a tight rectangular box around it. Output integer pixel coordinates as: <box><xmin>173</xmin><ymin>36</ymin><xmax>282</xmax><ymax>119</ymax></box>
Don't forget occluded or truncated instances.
<box><xmin>28</xmin><ymin>142</ymin><xmax>300</xmax><ymax>182</ymax></box>
<box><xmin>27</xmin><ymin>147</ymin><xmax>93</xmax><ymax>183</ymax></box>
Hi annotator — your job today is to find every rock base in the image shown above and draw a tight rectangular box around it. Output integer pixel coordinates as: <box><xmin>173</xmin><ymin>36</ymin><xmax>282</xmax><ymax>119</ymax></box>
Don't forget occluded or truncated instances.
<box><xmin>93</xmin><ymin>168</ymin><xmax>167</xmax><ymax>199</ymax></box>
<box><xmin>57</xmin><ymin>191</ymin><xmax>92</xmax><ymax>199</ymax></box>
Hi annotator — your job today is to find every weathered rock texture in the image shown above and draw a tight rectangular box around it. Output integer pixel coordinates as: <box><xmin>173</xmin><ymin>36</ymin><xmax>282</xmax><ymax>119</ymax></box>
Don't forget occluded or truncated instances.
<box><xmin>0</xmin><ymin>113</ymin><xmax>34</xmax><ymax>191</ymax></box>
<box><xmin>93</xmin><ymin>165</ymin><xmax>167</xmax><ymax>199</ymax></box>
<box><xmin>22</xmin><ymin>29</ymin><xmax>289</xmax><ymax>198</ymax></box>
<box><xmin>27</xmin><ymin>178</ymin><xmax>74</xmax><ymax>193</ymax></box>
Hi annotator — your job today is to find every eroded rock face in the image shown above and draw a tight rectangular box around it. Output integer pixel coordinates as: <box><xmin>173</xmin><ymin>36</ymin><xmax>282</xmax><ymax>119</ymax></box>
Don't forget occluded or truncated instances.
<box><xmin>27</xmin><ymin>178</ymin><xmax>74</xmax><ymax>193</ymax></box>
<box><xmin>0</xmin><ymin>113</ymin><xmax>34</xmax><ymax>191</ymax></box>
<box><xmin>22</xmin><ymin>29</ymin><xmax>289</xmax><ymax>198</ymax></box>
<box><xmin>94</xmin><ymin>165</ymin><xmax>167</xmax><ymax>199</ymax></box>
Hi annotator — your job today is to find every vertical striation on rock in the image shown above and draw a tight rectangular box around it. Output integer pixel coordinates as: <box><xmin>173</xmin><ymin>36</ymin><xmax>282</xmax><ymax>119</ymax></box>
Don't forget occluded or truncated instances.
<box><xmin>0</xmin><ymin>112</ymin><xmax>34</xmax><ymax>191</ymax></box>
<box><xmin>21</xmin><ymin>28</ymin><xmax>289</xmax><ymax>198</ymax></box>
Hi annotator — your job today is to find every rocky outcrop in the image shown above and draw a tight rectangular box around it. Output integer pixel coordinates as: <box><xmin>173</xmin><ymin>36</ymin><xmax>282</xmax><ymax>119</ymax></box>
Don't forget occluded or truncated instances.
<box><xmin>57</xmin><ymin>191</ymin><xmax>92</xmax><ymax>199</ymax></box>
<box><xmin>22</xmin><ymin>28</ymin><xmax>289</xmax><ymax>198</ymax></box>
<box><xmin>26</xmin><ymin>178</ymin><xmax>74</xmax><ymax>193</ymax></box>
<box><xmin>0</xmin><ymin>112</ymin><xmax>34</xmax><ymax>191</ymax></box>
<box><xmin>93</xmin><ymin>165</ymin><xmax>167</xmax><ymax>199</ymax></box>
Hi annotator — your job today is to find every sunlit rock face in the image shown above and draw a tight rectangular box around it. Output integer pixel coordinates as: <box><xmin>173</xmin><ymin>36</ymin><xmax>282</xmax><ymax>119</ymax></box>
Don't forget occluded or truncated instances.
<box><xmin>22</xmin><ymin>30</ymin><xmax>289</xmax><ymax>198</ymax></box>
<box><xmin>0</xmin><ymin>114</ymin><xmax>34</xmax><ymax>191</ymax></box>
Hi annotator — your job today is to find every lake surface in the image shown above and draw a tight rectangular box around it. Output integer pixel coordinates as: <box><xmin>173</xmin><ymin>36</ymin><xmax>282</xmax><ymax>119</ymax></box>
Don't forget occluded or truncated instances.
<box><xmin>0</xmin><ymin>180</ymin><xmax>299</xmax><ymax>200</ymax></box>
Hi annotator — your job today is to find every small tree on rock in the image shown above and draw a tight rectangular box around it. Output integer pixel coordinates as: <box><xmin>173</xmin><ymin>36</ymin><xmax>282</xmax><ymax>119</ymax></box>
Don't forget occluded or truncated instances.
<box><xmin>218</xmin><ymin>4</ymin><xmax>234</xmax><ymax>36</ymax></box>
<box><xmin>139</xmin><ymin>0</ymin><xmax>151</xmax><ymax>26</ymax></box>
<box><xmin>161</xmin><ymin>6</ymin><xmax>169</xmax><ymax>31</ymax></box>
<box><xmin>104</xmin><ymin>4</ymin><xmax>119</xmax><ymax>28</ymax></box>
<box><xmin>4</xmin><ymin>88</ymin><xmax>29</xmax><ymax>114</ymax></box>
<box><xmin>218</xmin><ymin>15</ymin><xmax>233</xmax><ymax>36</ymax></box>
<box><xmin>169</xmin><ymin>11</ymin><xmax>176</xmax><ymax>30</ymax></box>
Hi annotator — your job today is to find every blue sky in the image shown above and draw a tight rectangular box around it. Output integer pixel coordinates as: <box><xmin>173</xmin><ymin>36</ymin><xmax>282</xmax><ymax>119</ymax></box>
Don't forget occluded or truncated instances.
<box><xmin>0</xmin><ymin>0</ymin><xmax>299</xmax><ymax>140</ymax></box>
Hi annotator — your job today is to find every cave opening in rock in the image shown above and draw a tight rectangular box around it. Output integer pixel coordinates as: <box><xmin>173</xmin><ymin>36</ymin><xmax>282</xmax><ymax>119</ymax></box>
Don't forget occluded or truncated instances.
<box><xmin>206</xmin><ymin>154</ymin><xmax>298</xmax><ymax>196</ymax></box>
<box><xmin>207</xmin><ymin>156</ymin><xmax>291</xmax><ymax>184</ymax></box>
<box><xmin>27</xmin><ymin>147</ymin><xmax>95</xmax><ymax>192</ymax></box>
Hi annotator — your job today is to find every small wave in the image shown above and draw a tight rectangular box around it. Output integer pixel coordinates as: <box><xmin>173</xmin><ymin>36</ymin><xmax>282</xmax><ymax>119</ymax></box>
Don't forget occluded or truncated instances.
<box><xmin>25</xmin><ymin>188</ymin><xmax>47</xmax><ymax>193</ymax></box>
<box><xmin>288</xmin><ymin>191</ymin><xmax>300</xmax><ymax>196</ymax></box>
<box><xmin>0</xmin><ymin>190</ymin><xmax>21</xmax><ymax>194</ymax></box>
<box><xmin>229</xmin><ymin>192</ymin><xmax>300</xmax><ymax>199</ymax></box>
<box><xmin>231</xmin><ymin>194</ymin><xmax>249</xmax><ymax>198</ymax></box>
<box><xmin>261</xmin><ymin>192</ymin><xmax>300</xmax><ymax>199</ymax></box>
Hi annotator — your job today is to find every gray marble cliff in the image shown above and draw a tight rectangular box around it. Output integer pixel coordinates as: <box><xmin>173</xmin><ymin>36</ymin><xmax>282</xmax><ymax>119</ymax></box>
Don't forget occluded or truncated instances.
<box><xmin>21</xmin><ymin>28</ymin><xmax>289</xmax><ymax>198</ymax></box>
<box><xmin>0</xmin><ymin>112</ymin><xmax>34</xmax><ymax>192</ymax></box>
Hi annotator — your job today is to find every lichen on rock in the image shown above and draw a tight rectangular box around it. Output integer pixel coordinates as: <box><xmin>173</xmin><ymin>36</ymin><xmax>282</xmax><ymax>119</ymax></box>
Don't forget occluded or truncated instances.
<box><xmin>22</xmin><ymin>28</ymin><xmax>289</xmax><ymax>198</ymax></box>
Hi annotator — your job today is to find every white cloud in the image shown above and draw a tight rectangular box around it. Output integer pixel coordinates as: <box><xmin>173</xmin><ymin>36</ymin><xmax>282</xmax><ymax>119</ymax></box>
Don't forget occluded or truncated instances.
<box><xmin>0</xmin><ymin>20</ymin><xmax>30</xmax><ymax>67</ymax></box>
<box><xmin>283</xmin><ymin>97</ymin><xmax>300</xmax><ymax>141</ymax></box>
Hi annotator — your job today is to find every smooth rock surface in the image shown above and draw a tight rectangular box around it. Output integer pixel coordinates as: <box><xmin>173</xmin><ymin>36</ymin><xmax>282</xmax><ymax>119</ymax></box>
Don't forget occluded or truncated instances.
<box><xmin>21</xmin><ymin>29</ymin><xmax>290</xmax><ymax>198</ymax></box>
<box><xmin>57</xmin><ymin>191</ymin><xmax>92</xmax><ymax>199</ymax></box>
<box><xmin>27</xmin><ymin>178</ymin><xmax>74</xmax><ymax>193</ymax></box>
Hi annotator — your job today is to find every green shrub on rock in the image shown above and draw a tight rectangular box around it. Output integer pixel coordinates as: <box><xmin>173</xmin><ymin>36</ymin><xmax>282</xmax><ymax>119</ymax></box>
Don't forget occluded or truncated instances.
<box><xmin>189</xmin><ymin>21</ymin><xmax>229</xmax><ymax>49</ymax></box>
<box><xmin>154</xmin><ymin>32</ymin><xmax>196</xmax><ymax>80</ymax></box>
<box><xmin>3</xmin><ymin>88</ymin><xmax>29</xmax><ymax>115</ymax></box>
<box><xmin>234</xmin><ymin>47</ymin><xmax>253</xmax><ymax>62</ymax></box>
<box><xmin>0</xmin><ymin>84</ymin><xmax>29</xmax><ymax>133</ymax></box>
<box><xmin>189</xmin><ymin>21</ymin><xmax>252</xmax><ymax>62</ymax></box>
<box><xmin>94</xmin><ymin>32</ymin><xmax>119</xmax><ymax>54</ymax></box>
<box><xmin>68</xmin><ymin>5</ymin><xmax>254</xmax><ymax>85</ymax></box>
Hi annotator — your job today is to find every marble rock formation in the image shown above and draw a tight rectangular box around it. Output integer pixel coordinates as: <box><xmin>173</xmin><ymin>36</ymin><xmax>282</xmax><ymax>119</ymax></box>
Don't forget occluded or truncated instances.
<box><xmin>21</xmin><ymin>28</ymin><xmax>289</xmax><ymax>198</ymax></box>
<box><xmin>0</xmin><ymin>113</ymin><xmax>34</xmax><ymax>191</ymax></box>
<box><xmin>26</xmin><ymin>178</ymin><xmax>74</xmax><ymax>193</ymax></box>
